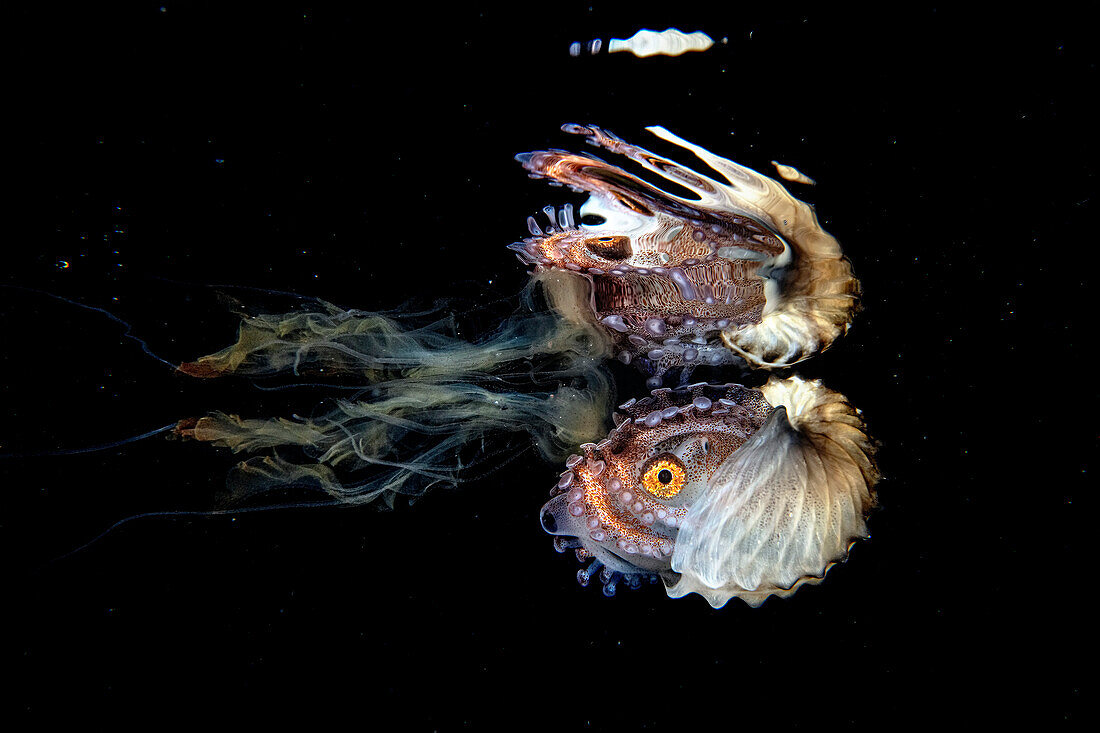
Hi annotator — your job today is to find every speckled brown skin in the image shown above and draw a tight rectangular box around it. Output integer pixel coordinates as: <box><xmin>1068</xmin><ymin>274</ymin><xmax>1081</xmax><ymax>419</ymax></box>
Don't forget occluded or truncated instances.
<box><xmin>521</xmin><ymin>222</ymin><xmax>772</xmax><ymax>374</ymax></box>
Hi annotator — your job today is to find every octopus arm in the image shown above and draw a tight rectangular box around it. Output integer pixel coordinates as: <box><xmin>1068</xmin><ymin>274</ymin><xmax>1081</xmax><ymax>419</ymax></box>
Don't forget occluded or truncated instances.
<box><xmin>667</xmin><ymin>376</ymin><xmax>878</xmax><ymax>607</ymax></box>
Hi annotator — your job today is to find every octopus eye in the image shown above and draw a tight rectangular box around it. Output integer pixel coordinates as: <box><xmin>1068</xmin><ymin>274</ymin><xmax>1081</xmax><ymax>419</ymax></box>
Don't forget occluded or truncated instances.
<box><xmin>585</xmin><ymin>235</ymin><xmax>632</xmax><ymax>261</ymax></box>
<box><xmin>641</xmin><ymin>455</ymin><xmax>686</xmax><ymax>499</ymax></box>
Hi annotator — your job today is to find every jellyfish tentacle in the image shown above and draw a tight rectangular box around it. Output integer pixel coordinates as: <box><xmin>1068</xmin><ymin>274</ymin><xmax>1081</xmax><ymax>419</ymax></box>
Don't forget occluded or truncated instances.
<box><xmin>175</xmin><ymin>272</ymin><xmax>616</xmax><ymax>508</ymax></box>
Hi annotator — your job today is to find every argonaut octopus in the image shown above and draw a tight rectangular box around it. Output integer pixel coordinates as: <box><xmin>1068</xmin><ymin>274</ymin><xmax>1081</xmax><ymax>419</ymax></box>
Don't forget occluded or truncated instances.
<box><xmin>514</xmin><ymin>125</ymin><xmax>879</xmax><ymax>606</ymax></box>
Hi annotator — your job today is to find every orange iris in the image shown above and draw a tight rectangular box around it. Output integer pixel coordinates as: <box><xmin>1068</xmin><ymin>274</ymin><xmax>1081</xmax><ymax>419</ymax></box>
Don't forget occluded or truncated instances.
<box><xmin>641</xmin><ymin>456</ymin><xmax>686</xmax><ymax>499</ymax></box>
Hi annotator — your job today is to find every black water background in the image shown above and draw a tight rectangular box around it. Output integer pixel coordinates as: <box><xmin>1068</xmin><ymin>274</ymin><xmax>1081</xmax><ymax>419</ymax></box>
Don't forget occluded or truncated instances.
<box><xmin>3</xmin><ymin>4</ymin><xmax>1089</xmax><ymax>726</ymax></box>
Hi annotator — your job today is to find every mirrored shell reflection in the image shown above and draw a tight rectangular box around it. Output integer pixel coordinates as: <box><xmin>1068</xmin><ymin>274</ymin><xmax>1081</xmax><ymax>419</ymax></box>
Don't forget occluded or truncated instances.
<box><xmin>540</xmin><ymin>376</ymin><xmax>879</xmax><ymax>607</ymax></box>
<box><xmin>510</xmin><ymin>124</ymin><xmax>861</xmax><ymax>381</ymax></box>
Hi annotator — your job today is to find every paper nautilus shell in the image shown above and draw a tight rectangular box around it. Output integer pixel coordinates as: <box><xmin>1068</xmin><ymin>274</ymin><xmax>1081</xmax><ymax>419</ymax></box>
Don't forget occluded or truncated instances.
<box><xmin>510</xmin><ymin>124</ymin><xmax>860</xmax><ymax>381</ymax></box>
<box><xmin>540</xmin><ymin>376</ymin><xmax>879</xmax><ymax>607</ymax></box>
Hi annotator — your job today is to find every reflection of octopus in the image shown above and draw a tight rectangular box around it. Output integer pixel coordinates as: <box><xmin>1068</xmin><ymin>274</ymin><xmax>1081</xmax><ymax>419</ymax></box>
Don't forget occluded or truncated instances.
<box><xmin>176</xmin><ymin>124</ymin><xmax>879</xmax><ymax>607</ymax></box>
<box><xmin>512</xmin><ymin>124</ymin><xmax>860</xmax><ymax>375</ymax></box>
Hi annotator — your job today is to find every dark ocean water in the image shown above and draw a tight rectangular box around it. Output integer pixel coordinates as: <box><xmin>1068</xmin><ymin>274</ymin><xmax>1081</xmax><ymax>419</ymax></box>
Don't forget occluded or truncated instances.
<box><xmin>4</xmin><ymin>4</ymin><xmax>1088</xmax><ymax>727</ymax></box>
